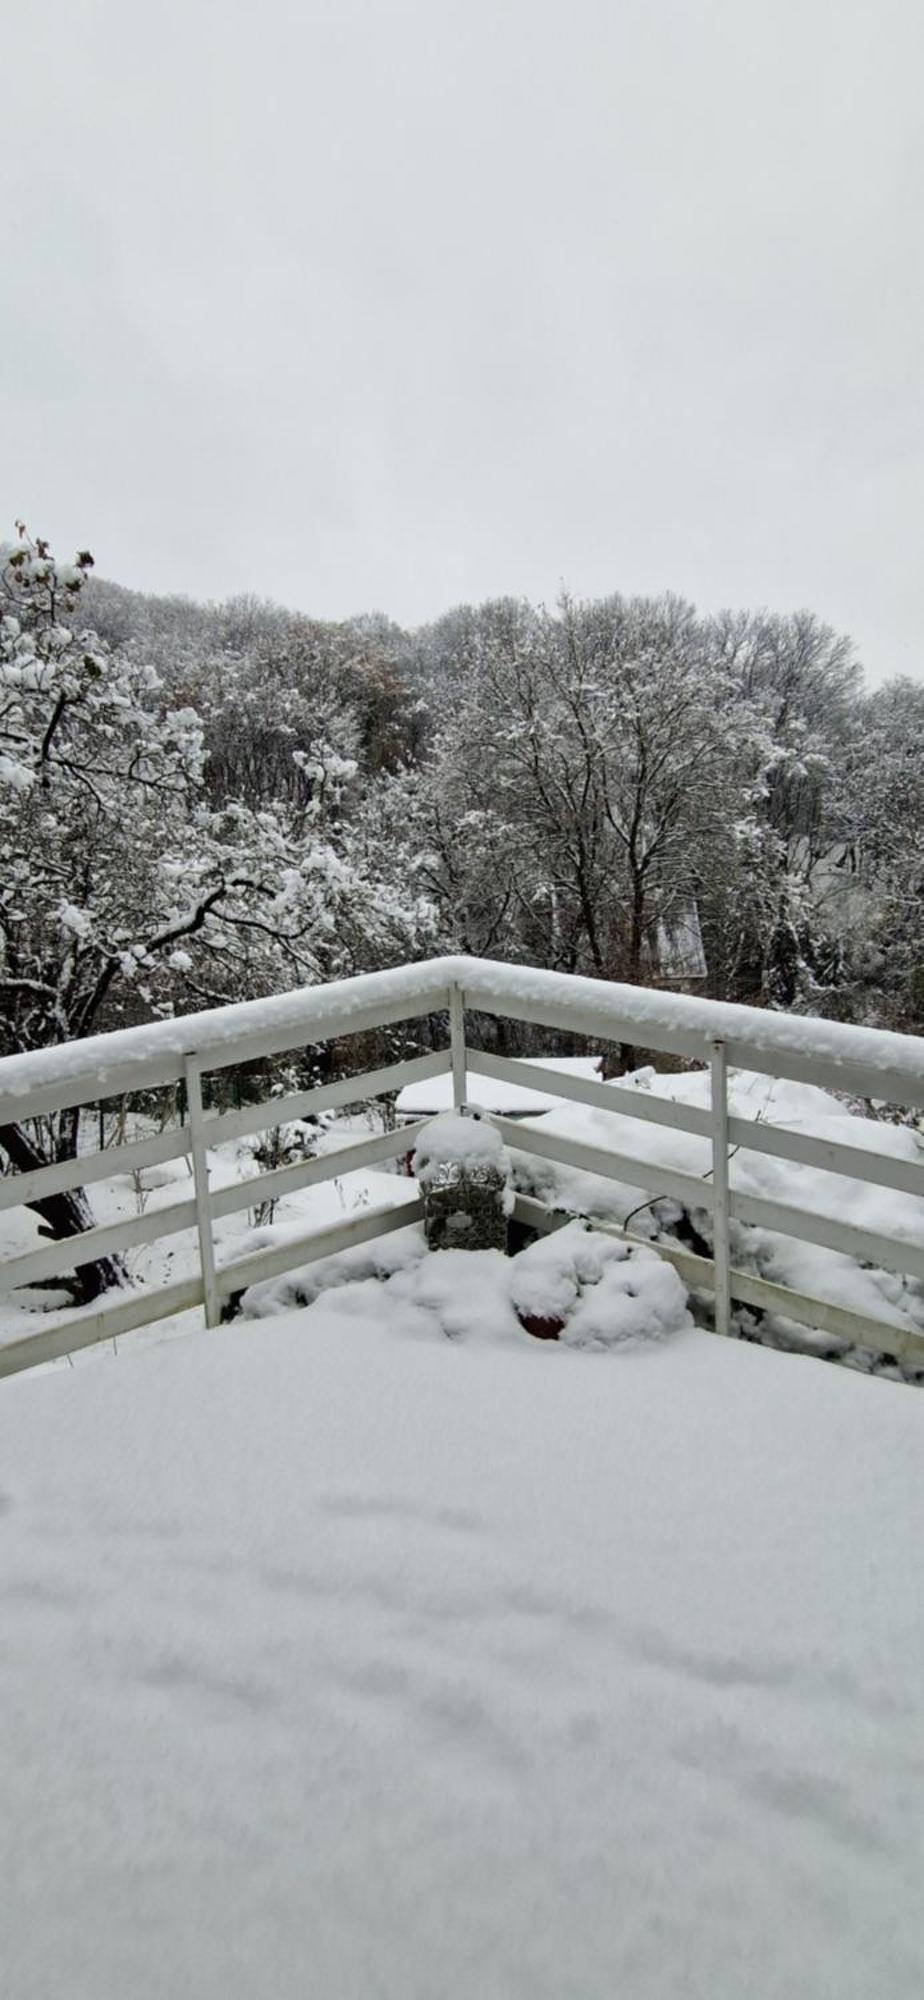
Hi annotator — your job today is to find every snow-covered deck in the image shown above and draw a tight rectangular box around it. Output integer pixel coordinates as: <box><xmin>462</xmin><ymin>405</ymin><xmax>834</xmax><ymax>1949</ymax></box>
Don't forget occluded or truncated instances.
<box><xmin>2</xmin><ymin>1300</ymin><xmax>922</xmax><ymax>1998</ymax></box>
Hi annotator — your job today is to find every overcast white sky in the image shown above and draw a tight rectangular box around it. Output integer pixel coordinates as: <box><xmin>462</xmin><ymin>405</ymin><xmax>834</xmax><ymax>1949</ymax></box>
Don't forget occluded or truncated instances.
<box><xmin>4</xmin><ymin>0</ymin><xmax>922</xmax><ymax>679</ymax></box>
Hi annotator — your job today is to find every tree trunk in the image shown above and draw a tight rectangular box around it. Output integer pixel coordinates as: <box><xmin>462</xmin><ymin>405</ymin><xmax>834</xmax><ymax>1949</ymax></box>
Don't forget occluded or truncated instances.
<box><xmin>627</xmin><ymin>873</ymin><xmax>646</xmax><ymax>985</ymax></box>
<box><xmin>605</xmin><ymin>869</ymin><xmax>648</xmax><ymax>1076</ymax></box>
<box><xmin>600</xmin><ymin>1041</ymin><xmax>639</xmax><ymax>1080</ymax></box>
<box><xmin>0</xmin><ymin>1121</ymin><xmax>127</xmax><ymax>1303</ymax></box>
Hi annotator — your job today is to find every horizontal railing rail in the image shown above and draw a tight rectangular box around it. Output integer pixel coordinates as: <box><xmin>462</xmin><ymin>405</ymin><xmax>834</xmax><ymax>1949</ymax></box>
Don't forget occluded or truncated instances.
<box><xmin>0</xmin><ymin>1050</ymin><xmax>448</xmax><ymax>1218</ymax></box>
<box><xmin>467</xmin><ymin>1049</ymin><xmax>924</xmax><ymax>1198</ymax></box>
<box><xmin>1</xmin><ymin>954</ymin><xmax>922</xmax><ymax>1379</ymax></box>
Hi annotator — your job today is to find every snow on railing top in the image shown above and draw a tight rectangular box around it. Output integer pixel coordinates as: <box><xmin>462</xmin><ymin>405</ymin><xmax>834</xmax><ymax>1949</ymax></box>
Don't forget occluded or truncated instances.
<box><xmin>1</xmin><ymin>955</ymin><xmax>923</xmax><ymax>1111</ymax></box>
<box><xmin>0</xmin><ymin>962</ymin><xmax>455</xmax><ymax>1113</ymax></box>
<box><xmin>459</xmin><ymin>960</ymin><xmax>924</xmax><ymax>1091</ymax></box>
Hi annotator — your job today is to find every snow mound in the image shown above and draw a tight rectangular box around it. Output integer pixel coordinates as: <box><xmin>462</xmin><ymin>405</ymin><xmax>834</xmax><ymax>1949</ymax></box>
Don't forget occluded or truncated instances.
<box><xmin>385</xmin><ymin>1247</ymin><xmax>523</xmax><ymax>1344</ymax></box>
<box><xmin>566</xmin><ymin>1244</ymin><xmax>693</xmax><ymax>1348</ymax></box>
<box><xmin>241</xmin><ymin>1217</ymin><xmax>691</xmax><ymax>1350</ymax></box>
<box><xmin>510</xmin><ymin>1221</ymin><xmax>690</xmax><ymax>1347</ymax></box>
<box><xmin>238</xmin><ymin>1224</ymin><xmax>428</xmax><ymax>1319</ymax></box>
<box><xmin>510</xmin><ymin>1217</ymin><xmax>630</xmax><ymax>1320</ymax></box>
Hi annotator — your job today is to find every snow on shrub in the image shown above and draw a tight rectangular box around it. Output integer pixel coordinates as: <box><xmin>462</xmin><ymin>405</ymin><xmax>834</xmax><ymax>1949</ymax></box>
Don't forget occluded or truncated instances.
<box><xmin>507</xmin><ymin>1066</ymin><xmax>924</xmax><ymax>1352</ymax></box>
<box><xmin>238</xmin><ymin>1226</ymin><xmax>426</xmax><ymax>1319</ymax></box>
<box><xmin>510</xmin><ymin>1219</ymin><xmax>690</xmax><ymax>1347</ymax></box>
<box><xmin>510</xmin><ymin>1220</ymin><xmax>629</xmax><ymax>1322</ymax></box>
<box><xmin>389</xmin><ymin>1247</ymin><xmax>522</xmax><ymax>1344</ymax></box>
<box><xmin>239</xmin><ymin>1213</ymin><xmax>691</xmax><ymax>1350</ymax></box>
<box><xmin>563</xmin><ymin>1249</ymin><xmax>692</xmax><ymax>1348</ymax></box>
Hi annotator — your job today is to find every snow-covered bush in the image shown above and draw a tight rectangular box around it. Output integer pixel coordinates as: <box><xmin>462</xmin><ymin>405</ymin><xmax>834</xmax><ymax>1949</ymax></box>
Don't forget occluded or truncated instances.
<box><xmin>510</xmin><ymin>1219</ymin><xmax>691</xmax><ymax>1347</ymax></box>
<box><xmin>238</xmin><ymin>1215</ymin><xmax>692</xmax><ymax>1350</ymax></box>
<box><xmin>506</xmin><ymin>1068</ymin><xmax>924</xmax><ymax>1375</ymax></box>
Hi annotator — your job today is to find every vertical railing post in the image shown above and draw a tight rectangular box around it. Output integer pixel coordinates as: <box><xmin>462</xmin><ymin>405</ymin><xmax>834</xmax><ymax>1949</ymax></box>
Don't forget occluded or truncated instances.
<box><xmin>710</xmin><ymin>1037</ymin><xmax>731</xmax><ymax>1337</ymax></box>
<box><xmin>184</xmin><ymin>1054</ymin><xmax>220</xmax><ymax>1329</ymax></box>
<box><xmin>449</xmin><ymin>983</ymin><xmax>467</xmax><ymax>1110</ymax></box>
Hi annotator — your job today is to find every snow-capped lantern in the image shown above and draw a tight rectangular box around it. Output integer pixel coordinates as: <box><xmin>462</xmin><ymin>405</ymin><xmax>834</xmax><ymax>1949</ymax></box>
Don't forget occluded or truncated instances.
<box><xmin>411</xmin><ymin>1109</ymin><xmax>513</xmax><ymax>1253</ymax></box>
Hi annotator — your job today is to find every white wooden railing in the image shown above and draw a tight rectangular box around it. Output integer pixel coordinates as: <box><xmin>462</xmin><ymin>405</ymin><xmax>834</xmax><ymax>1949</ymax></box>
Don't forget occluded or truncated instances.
<box><xmin>1</xmin><ymin>955</ymin><xmax>923</xmax><ymax>1378</ymax></box>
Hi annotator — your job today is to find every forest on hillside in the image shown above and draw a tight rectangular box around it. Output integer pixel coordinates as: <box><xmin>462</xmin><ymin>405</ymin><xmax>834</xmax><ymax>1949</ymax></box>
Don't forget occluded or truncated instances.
<box><xmin>2</xmin><ymin>523</ymin><xmax>922</xmax><ymax>1081</ymax></box>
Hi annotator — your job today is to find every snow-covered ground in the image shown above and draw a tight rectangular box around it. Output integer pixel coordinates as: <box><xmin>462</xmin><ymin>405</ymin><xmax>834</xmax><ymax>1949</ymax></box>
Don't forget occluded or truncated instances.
<box><xmin>2</xmin><ymin>1272</ymin><xmax>923</xmax><ymax>1999</ymax></box>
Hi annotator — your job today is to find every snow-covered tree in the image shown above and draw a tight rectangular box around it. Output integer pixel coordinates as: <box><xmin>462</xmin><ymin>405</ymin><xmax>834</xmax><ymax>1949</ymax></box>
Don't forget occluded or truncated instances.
<box><xmin>840</xmin><ymin>678</ymin><xmax>924</xmax><ymax>1030</ymax></box>
<box><xmin>0</xmin><ymin>528</ymin><xmax>207</xmax><ymax>1066</ymax></box>
<box><xmin>0</xmin><ymin>527</ymin><xmax>203</xmax><ymax>1292</ymax></box>
<box><xmin>416</xmin><ymin>593</ymin><xmax>745</xmax><ymax>990</ymax></box>
<box><xmin>1</xmin><ymin>527</ymin><xmax>434</xmax><ymax>1066</ymax></box>
<box><xmin>0</xmin><ymin>529</ymin><xmax>436</xmax><ymax>1294</ymax></box>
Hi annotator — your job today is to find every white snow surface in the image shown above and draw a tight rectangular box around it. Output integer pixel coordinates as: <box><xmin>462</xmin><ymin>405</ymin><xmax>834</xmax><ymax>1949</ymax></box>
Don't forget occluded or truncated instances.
<box><xmin>396</xmin><ymin>1054</ymin><xmax>603</xmax><ymax>1116</ymax></box>
<box><xmin>1</xmin><ymin>1290</ymin><xmax>923</xmax><ymax>1999</ymax></box>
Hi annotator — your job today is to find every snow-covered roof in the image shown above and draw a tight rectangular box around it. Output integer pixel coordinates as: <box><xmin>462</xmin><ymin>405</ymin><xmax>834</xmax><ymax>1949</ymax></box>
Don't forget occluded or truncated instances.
<box><xmin>395</xmin><ymin>1055</ymin><xmax>602</xmax><ymax>1118</ymax></box>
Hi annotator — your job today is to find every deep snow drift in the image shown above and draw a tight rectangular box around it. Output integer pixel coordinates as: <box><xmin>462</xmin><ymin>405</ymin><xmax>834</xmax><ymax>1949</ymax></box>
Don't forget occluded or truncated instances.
<box><xmin>2</xmin><ymin>1271</ymin><xmax>923</xmax><ymax>2000</ymax></box>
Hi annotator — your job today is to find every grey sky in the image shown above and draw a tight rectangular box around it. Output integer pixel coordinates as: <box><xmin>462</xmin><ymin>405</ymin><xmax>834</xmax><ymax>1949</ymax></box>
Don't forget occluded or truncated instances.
<box><xmin>4</xmin><ymin>0</ymin><xmax>922</xmax><ymax>680</ymax></box>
